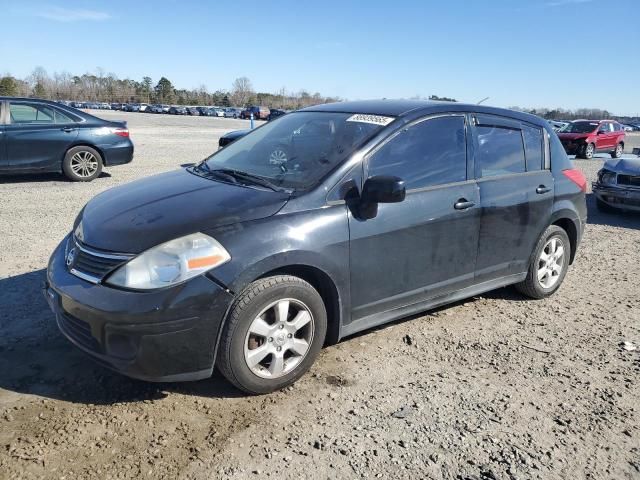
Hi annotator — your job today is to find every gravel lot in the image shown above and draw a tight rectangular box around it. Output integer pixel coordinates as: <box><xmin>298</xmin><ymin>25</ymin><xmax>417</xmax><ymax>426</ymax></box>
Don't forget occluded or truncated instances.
<box><xmin>1</xmin><ymin>111</ymin><xmax>639</xmax><ymax>480</ymax></box>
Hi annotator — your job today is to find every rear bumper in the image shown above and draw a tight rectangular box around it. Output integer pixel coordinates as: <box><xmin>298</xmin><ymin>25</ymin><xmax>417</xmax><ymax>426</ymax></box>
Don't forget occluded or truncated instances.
<box><xmin>593</xmin><ymin>182</ymin><xmax>640</xmax><ymax>211</ymax></box>
<box><xmin>45</xmin><ymin>237</ymin><xmax>235</xmax><ymax>382</ymax></box>
<box><xmin>101</xmin><ymin>140</ymin><xmax>134</xmax><ymax>166</ymax></box>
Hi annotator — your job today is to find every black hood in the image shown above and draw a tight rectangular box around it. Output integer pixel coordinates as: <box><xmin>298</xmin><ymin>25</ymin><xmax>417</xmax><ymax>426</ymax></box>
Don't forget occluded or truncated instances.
<box><xmin>78</xmin><ymin>169</ymin><xmax>290</xmax><ymax>253</ymax></box>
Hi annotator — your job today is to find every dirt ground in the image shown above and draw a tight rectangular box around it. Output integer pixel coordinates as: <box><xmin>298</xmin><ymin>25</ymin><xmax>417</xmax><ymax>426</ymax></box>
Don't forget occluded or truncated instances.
<box><xmin>0</xmin><ymin>112</ymin><xmax>639</xmax><ymax>480</ymax></box>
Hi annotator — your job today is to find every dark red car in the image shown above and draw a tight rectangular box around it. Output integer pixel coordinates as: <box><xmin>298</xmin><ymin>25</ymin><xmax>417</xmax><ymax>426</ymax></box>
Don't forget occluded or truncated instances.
<box><xmin>557</xmin><ymin>120</ymin><xmax>625</xmax><ymax>159</ymax></box>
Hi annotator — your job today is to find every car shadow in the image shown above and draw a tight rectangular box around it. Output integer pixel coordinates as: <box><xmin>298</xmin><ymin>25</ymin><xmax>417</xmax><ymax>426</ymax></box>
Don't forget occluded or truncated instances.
<box><xmin>0</xmin><ymin>171</ymin><xmax>112</xmax><ymax>184</ymax></box>
<box><xmin>0</xmin><ymin>269</ymin><xmax>245</xmax><ymax>404</ymax></box>
<box><xmin>586</xmin><ymin>193</ymin><xmax>640</xmax><ymax>230</ymax></box>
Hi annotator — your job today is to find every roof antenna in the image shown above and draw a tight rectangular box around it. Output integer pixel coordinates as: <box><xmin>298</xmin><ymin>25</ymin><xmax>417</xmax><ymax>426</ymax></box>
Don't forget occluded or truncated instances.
<box><xmin>477</xmin><ymin>97</ymin><xmax>490</xmax><ymax>105</ymax></box>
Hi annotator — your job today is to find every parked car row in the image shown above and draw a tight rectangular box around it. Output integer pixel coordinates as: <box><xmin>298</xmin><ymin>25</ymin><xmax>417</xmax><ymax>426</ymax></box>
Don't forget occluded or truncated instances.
<box><xmin>57</xmin><ymin>100</ymin><xmax>289</xmax><ymax>121</ymax></box>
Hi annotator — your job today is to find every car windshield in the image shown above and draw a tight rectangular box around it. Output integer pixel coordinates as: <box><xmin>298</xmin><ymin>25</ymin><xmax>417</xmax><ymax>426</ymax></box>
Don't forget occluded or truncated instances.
<box><xmin>560</xmin><ymin>121</ymin><xmax>599</xmax><ymax>133</ymax></box>
<box><xmin>202</xmin><ymin>111</ymin><xmax>392</xmax><ymax>190</ymax></box>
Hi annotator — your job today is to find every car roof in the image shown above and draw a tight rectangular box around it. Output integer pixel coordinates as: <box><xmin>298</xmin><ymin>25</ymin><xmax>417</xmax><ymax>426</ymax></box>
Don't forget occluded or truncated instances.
<box><xmin>300</xmin><ymin>99</ymin><xmax>548</xmax><ymax>127</ymax></box>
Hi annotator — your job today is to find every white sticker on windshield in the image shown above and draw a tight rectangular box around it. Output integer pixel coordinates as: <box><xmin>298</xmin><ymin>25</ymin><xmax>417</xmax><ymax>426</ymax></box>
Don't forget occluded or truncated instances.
<box><xmin>346</xmin><ymin>114</ymin><xmax>395</xmax><ymax>126</ymax></box>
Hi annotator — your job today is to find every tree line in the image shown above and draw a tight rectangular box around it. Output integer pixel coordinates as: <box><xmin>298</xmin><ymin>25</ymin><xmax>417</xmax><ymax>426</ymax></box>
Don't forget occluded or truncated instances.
<box><xmin>0</xmin><ymin>67</ymin><xmax>341</xmax><ymax>109</ymax></box>
<box><xmin>0</xmin><ymin>68</ymin><xmax>634</xmax><ymax>121</ymax></box>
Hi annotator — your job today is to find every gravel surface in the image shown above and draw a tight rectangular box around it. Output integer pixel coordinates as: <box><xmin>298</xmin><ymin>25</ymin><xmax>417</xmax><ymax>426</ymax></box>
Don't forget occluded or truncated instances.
<box><xmin>1</xmin><ymin>112</ymin><xmax>639</xmax><ymax>480</ymax></box>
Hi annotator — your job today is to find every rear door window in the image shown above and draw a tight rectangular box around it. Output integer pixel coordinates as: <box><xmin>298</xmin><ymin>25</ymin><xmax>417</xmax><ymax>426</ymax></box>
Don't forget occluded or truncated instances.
<box><xmin>368</xmin><ymin>115</ymin><xmax>467</xmax><ymax>189</ymax></box>
<box><xmin>522</xmin><ymin>125</ymin><xmax>543</xmax><ymax>171</ymax></box>
<box><xmin>475</xmin><ymin>125</ymin><xmax>525</xmax><ymax>178</ymax></box>
<box><xmin>10</xmin><ymin>103</ymin><xmax>55</xmax><ymax>124</ymax></box>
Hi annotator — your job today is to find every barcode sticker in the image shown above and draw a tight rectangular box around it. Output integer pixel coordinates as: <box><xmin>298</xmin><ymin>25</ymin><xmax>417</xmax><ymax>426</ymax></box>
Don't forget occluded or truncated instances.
<box><xmin>346</xmin><ymin>114</ymin><xmax>395</xmax><ymax>126</ymax></box>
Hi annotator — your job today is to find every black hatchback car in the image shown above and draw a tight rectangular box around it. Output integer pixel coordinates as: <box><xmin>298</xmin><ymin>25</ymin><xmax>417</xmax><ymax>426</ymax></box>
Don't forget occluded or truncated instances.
<box><xmin>0</xmin><ymin>97</ymin><xmax>133</xmax><ymax>181</ymax></box>
<box><xmin>45</xmin><ymin>100</ymin><xmax>587</xmax><ymax>394</ymax></box>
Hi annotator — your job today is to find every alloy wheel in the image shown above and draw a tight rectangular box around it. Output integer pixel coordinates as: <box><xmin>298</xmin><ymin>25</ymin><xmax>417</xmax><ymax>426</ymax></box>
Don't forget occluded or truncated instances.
<box><xmin>537</xmin><ymin>236</ymin><xmax>565</xmax><ymax>289</ymax></box>
<box><xmin>70</xmin><ymin>151</ymin><xmax>99</xmax><ymax>178</ymax></box>
<box><xmin>585</xmin><ymin>144</ymin><xmax>594</xmax><ymax>159</ymax></box>
<box><xmin>615</xmin><ymin>144</ymin><xmax>623</xmax><ymax>157</ymax></box>
<box><xmin>243</xmin><ymin>298</ymin><xmax>314</xmax><ymax>379</ymax></box>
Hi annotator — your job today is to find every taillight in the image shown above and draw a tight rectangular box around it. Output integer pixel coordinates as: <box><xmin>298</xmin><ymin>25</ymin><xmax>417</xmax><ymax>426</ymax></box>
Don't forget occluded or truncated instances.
<box><xmin>563</xmin><ymin>168</ymin><xmax>587</xmax><ymax>192</ymax></box>
<box><xmin>113</xmin><ymin>128</ymin><xmax>129</xmax><ymax>137</ymax></box>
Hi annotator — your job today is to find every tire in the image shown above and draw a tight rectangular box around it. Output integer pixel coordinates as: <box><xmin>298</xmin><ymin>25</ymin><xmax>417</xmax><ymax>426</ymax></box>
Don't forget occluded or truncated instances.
<box><xmin>217</xmin><ymin>275</ymin><xmax>327</xmax><ymax>394</ymax></box>
<box><xmin>584</xmin><ymin>143</ymin><xmax>595</xmax><ymax>159</ymax></box>
<box><xmin>516</xmin><ymin>225</ymin><xmax>571</xmax><ymax>300</ymax></box>
<box><xmin>62</xmin><ymin>146</ymin><xmax>103</xmax><ymax>182</ymax></box>
<box><xmin>596</xmin><ymin>197</ymin><xmax>617</xmax><ymax>213</ymax></box>
<box><xmin>611</xmin><ymin>143</ymin><xmax>623</xmax><ymax>158</ymax></box>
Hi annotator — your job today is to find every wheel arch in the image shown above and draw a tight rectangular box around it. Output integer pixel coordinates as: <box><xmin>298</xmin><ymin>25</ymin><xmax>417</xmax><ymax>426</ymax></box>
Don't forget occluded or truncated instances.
<box><xmin>63</xmin><ymin>143</ymin><xmax>106</xmax><ymax>167</ymax></box>
<box><xmin>550</xmin><ymin>211</ymin><xmax>580</xmax><ymax>264</ymax></box>
<box><xmin>256</xmin><ymin>264</ymin><xmax>341</xmax><ymax>346</ymax></box>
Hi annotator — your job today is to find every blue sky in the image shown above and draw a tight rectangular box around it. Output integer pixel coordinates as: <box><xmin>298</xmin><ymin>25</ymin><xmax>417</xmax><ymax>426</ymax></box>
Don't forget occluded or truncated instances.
<box><xmin>1</xmin><ymin>0</ymin><xmax>639</xmax><ymax>115</ymax></box>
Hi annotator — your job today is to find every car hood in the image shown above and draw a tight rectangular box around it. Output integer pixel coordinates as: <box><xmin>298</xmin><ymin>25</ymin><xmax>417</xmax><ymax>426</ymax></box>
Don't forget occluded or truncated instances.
<box><xmin>557</xmin><ymin>133</ymin><xmax>590</xmax><ymax>140</ymax></box>
<box><xmin>78</xmin><ymin>169</ymin><xmax>290</xmax><ymax>253</ymax></box>
<box><xmin>603</xmin><ymin>157</ymin><xmax>640</xmax><ymax>176</ymax></box>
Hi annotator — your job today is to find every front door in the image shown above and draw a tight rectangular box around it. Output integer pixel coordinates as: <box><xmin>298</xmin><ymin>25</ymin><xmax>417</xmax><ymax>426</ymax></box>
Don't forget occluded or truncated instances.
<box><xmin>472</xmin><ymin>115</ymin><xmax>554</xmax><ymax>283</ymax></box>
<box><xmin>6</xmin><ymin>101</ymin><xmax>78</xmax><ymax>170</ymax></box>
<box><xmin>348</xmin><ymin>114</ymin><xmax>480</xmax><ymax>324</ymax></box>
<box><xmin>596</xmin><ymin>122</ymin><xmax>614</xmax><ymax>151</ymax></box>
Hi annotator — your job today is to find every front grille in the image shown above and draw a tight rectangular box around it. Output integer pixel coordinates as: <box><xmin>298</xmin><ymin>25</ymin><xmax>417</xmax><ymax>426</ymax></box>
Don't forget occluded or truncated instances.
<box><xmin>58</xmin><ymin>312</ymin><xmax>101</xmax><ymax>352</ymax></box>
<box><xmin>617</xmin><ymin>175</ymin><xmax>640</xmax><ymax>187</ymax></box>
<box><xmin>68</xmin><ymin>239</ymin><xmax>133</xmax><ymax>283</ymax></box>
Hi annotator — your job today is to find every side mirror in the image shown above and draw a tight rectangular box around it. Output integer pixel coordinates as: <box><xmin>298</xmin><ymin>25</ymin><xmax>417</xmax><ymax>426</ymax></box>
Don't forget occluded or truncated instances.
<box><xmin>362</xmin><ymin>176</ymin><xmax>406</xmax><ymax>204</ymax></box>
<box><xmin>356</xmin><ymin>176</ymin><xmax>405</xmax><ymax>219</ymax></box>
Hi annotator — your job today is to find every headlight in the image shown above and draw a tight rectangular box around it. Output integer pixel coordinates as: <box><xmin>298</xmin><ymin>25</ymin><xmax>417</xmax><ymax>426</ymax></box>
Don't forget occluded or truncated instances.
<box><xmin>600</xmin><ymin>170</ymin><xmax>617</xmax><ymax>185</ymax></box>
<box><xmin>106</xmin><ymin>232</ymin><xmax>230</xmax><ymax>290</ymax></box>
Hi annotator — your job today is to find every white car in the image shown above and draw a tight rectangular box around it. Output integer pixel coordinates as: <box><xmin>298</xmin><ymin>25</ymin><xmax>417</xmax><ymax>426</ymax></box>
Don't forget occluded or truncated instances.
<box><xmin>139</xmin><ymin>103</ymin><xmax>149</xmax><ymax>112</ymax></box>
<box><xmin>214</xmin><ymin>108</ymin><xmax>225</xmax><ymax>117</ymax></box>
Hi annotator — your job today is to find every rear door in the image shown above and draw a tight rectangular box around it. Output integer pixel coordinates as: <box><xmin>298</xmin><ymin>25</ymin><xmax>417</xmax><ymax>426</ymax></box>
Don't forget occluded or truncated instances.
<box><xmin>472</xmin><ymin>114</ymin><xmax>553</xmax><ymax>283</ymax></box>
<box><xmin>6</xmin><ymin>101</ymin><xmax>79</xmax><ymax>170</ymax></box>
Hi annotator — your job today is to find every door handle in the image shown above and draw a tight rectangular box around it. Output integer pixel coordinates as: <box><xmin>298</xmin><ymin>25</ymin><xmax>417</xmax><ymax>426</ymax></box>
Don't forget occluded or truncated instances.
<box><xmin>536</xmin><ymin>185</ymin><xmax>551</xmax><ymax>194</ymax></box>
<box><xmin>454</xmin><ymin>199</ymin><xmax>475</xmax><ymax>210</ymax></box>
<box><xmin>61</xmin><ymin>127</ymin><xmax>76</xmax><ymax>133</ymax></box>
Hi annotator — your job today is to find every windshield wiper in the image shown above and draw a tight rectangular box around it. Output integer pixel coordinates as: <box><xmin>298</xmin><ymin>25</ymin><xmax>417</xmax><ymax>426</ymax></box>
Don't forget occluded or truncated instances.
<box><xmin>191</xmin><ymin>162</ymin><xmax>238</xmax><ymax>183</ymax></box>
<box><xmin>210</xmin><ymin>168</ymin><xmax>281</xmax><ymax>191</ymax></box>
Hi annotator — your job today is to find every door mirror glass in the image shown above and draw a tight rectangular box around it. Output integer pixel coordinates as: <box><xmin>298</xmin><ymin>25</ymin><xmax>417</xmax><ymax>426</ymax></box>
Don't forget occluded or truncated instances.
<box><xmin>362</xmin><ymin>175</ymin><xmax>406</xmax><ymax>204</ymax></box>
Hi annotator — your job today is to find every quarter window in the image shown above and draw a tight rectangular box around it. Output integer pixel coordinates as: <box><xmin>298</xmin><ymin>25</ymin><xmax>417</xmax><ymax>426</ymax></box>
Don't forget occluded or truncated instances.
<box><xmin>54</xmin><ymin>109</ymin><xmax>75</xmax><ymax>124</ymax></box>
<box><xmin>368</xmin><ymin>116</ymin><xmax>467</xmax><ymax>190</ymax></box>
<box><xmin>475</xmin><ymin>126</ymin><xmax>525</xmax><ymax>178</ymax></box>
<box><xmin>522</xmin><ymin>125</ymin><xmax>543</xmax><ymax>171</ymax></box>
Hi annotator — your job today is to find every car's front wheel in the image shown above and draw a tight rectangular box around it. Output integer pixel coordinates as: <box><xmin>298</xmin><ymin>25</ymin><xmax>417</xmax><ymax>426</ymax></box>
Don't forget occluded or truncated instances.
<box><xmin>516</xmin><ymin>225</ymin><xmax>571</xmax><ymax>300</ymax></box>
<box><xmin>62</xmin><ymin>146</ymin><xmax>103</xmax><ymax>182</ymax></box>
<box><xmin>611</xmin><ymin>143</ymin><xmax>623</xmax><ymax>158</ymax></box>
<box><xmin>217</xmin><ymin>275</ymin><xmax>327</xmax><ymax>394</ymax></box>
<box><xmin>583</xmin><ymin>143</ymin><xmax>595</xmax><ymax>159</ymax></box>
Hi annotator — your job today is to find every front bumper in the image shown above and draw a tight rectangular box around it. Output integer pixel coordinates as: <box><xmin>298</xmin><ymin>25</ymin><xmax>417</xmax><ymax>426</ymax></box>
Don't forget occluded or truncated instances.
<box><xmin>561</xmin><ymin>142</ymin><xmax>586</xmax><ymax>155</ymax></box>
<box><xmin>44</xmin><ymin>237</ymin><xmax>235</xmax><ymax>382</ymax></box>
<box><xmin>592</xmin><ymin>182</ymin><xmax>640</xmax><ymax>211</ymax></box>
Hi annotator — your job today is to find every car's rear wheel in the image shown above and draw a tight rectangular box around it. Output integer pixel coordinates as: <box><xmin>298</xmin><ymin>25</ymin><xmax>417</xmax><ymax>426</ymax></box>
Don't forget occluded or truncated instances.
<box><xmin>62</xmin><ymin>146</ymin><xmax>103</xmax><ymax>182</ymax></box>
<box><xmin>217</xmin><ymin>275</ymin><xmax>327</xmax><ymax>394</ymax></box>
<box><xmin>583</xmin><ymin>143</ymin><xmax>595</xmax><ymax>159</ymax></box>
<box><xmin>611</xmin><ymin>143</ymin><xmax>623</xmax><ymax>158</ymax></box>
<box><xmin>516</xmin><ymin>225</ymin><xmax>571</xmax><ymax>300</ymax></box>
